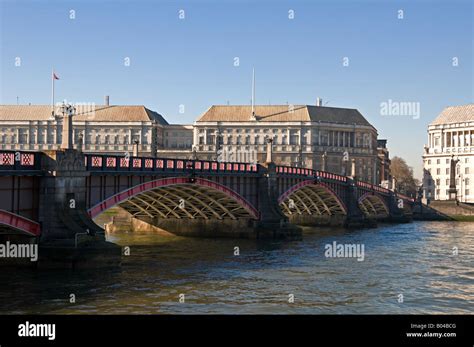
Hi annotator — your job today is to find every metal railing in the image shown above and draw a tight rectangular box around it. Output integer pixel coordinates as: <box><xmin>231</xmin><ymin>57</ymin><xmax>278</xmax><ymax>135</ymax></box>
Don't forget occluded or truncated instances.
<box><xmin>1</xmin><ymin>150</ymin><xmax>413</xmax><ymax>202</ymax></box>
<box><xmin>356</xmin><ymin>180</ymin><xmax>391</xmax><ymax>194</ymax></box>
<box><xmin>0</xmin><ymin>150</ymin><xmax>42</xmax><ymax>171</ymax></box>
<box><xmin>275</xmin><ymin>164</ymin><xmax>416</xmax><ymax>201</ymax></box>
<box><xmin>275</xmin><ymin>165</ymin><xmax>348</xmax><ymax>183</ymax></box>
<box><xmin>84</xmin><ymin>153</ymin><xmax>259</xmax><ymax>174</ymax></box>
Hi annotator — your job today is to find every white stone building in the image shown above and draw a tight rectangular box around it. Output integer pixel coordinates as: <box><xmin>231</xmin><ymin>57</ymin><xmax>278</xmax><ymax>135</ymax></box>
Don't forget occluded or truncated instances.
<box><xmin>0</xmin><ymin>100</ymin><xmax>388</xmax><ymax>184</ymax></box>
<box><xmin>193</xmin><ymin>103</ymin><xmax>381</xmax><ymax>183</ymax></box>
<box><xmin>0</xmin><ymin>103</ymin><xmax>195</xmax><ymax>157</ymax></box>
<box><xmin>422</xmin><ymin>103</ymin><xmax>474</xmax><ymax>203</ymax></box>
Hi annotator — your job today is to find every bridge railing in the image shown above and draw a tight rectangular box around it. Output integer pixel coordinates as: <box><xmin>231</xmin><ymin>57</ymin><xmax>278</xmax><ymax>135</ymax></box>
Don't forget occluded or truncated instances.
<box><xmin>356</xmin><ymin>181</ymin><xmax>391</xmax><ymax>195</ymax></box>
<box><xmin>84</xmin><ymin>154</ymin><xmax>259</xmax><ymax>174</ymax></box>
<box><xmin>396</xmin><ymin>193</ymin><xmax>415</xmax><ymax>202</ymax></box>
<box><xmin>0</xmin><ymin>151</ymin><xmax>42</xmax><ymax>171</ymax></box>
<box><xmin>276</xmin><ymin>165</ymin><xmax>348</xmax><ymax>183</ymax></box>
<box><xmin>356</xmin><ymin>181</ymin><xmax>415</xmax><ymax>201</ymax></box>
<box><xmin>276</xmin><ymin>165</ymin><xmax>415</xmax><ymax>200</ymax></box>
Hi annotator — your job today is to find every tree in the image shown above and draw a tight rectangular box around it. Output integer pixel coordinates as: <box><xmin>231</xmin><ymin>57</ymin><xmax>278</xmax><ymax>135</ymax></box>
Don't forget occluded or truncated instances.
<box><xmin>390</xmin><ymin>156</ymin><xmax>420</xmax><ymax>197</ymax></box>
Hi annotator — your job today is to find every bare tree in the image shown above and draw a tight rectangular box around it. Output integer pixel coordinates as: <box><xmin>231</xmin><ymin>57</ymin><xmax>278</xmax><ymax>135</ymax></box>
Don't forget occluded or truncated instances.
<box><xmin>390</xmin><ymin>156</ymin><xmax>420</xmax><ymax>197</ymax></box>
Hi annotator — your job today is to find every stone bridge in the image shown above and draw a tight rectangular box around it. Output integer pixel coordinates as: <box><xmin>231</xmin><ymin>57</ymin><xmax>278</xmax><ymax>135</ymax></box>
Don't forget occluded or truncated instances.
<box><xmin>0</xmin><ymin>149</ymin><xmax>414</xmax><ymax>243</ymax></box>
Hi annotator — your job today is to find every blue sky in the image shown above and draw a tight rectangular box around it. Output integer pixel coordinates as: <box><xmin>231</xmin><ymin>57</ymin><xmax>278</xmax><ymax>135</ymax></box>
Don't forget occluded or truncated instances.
<box><xmin>1</xmin><ymin>0</ymin><xmax>472</xmax><ymax>178</ymax></box>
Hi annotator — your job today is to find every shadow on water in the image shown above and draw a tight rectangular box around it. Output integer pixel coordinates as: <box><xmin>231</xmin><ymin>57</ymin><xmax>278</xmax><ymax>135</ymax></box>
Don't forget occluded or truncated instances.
<box><xmin>0</xmin><ymin>227</ymin><xmax>338</xmax><ymax>313</ymax></box>
<box><xmin>0</xmin><ymin>234</ymin><xmax>303</xmax><ymax>314</ymax></box>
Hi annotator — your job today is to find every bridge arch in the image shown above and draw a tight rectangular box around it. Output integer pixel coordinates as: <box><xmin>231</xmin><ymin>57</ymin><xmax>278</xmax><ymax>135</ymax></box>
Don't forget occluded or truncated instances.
<box><xmin>88</xmin><ymin>177</ymin><xmax>259</xmax><ymax>221</ymax></box>
<box><xmin>278</xmin><ymin>180</ymin><xmax>347</xmax><ymax>216</ymax></box>
<box><xmin>0</xmin><ymin>209</ymin><xmax>41</xmax><ymax>237</ymax></box>
<box><xmin>358</xmin><ymin>192</ymin><xmax>389</xmax><ymax>219</ymax></box>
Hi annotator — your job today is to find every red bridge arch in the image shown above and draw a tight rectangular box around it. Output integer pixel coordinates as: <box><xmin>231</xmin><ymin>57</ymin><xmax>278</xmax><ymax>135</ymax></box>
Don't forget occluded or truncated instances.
<box><xmin>278</xmin><ymin>180</ymin><xmax>348</xmax><ymax>215</ymax></box>
<box><xmin>358</xmin><ymin>192</ymin><xmax>390</xmax><ymax>218</ymax></box>
<box><xmin>88</xmin><ymin>177</ymin><xmax>260</xmax><ymax>220</ymax></box>
<box><xmin>0</xmin><ymin>209</ymin><xmax>41</xmax><ymax>237</ymax></box>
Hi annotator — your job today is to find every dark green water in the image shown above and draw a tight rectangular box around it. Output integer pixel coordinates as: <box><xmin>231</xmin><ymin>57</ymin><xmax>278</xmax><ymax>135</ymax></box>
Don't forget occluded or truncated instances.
<box><xmin>0</xmin><ymin>221</ymin><xmax>472</xmax><ymax>314</ymax></box>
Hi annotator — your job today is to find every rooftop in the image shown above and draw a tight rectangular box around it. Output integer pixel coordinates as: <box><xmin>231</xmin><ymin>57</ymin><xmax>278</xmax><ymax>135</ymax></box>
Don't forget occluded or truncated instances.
<box><xmin>195</xmin><ymin>105</ymin><xmax>373</xmax><ymax>127</ymax></box>
<box><xmin>430</xmin><ymin>103</ymin><xmax>474</xmax><ymax>126</ymax></box>
<box><xmin>0</xmin><ymin>105</ymin><xmax>169</xmax><ymax>124</ymax></box>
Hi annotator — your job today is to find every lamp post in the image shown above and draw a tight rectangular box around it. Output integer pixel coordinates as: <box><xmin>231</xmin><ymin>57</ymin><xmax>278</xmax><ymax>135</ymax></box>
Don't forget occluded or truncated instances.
<box><xmin>133</xmin><ymin>139</ymin><xmax>139</xmax><ymax>157</ymax></box>
<box><xmin>60</xmin><ymin>102</ymin><xmax>75</xmax><ymax>150</ymax></box>
<box><xmin>214</xmin><ymin>132</ymin><xmax>223</xmax><ymax>162</ymax></box>
<box><xmin>265</xmin><ymin>137</ymin><xmax>273</xmax><ymax>164</ymax></box>
<box><xmin>456</xmin><ymin>160</ymin><xmax>463</xmax><ymax>203</ymax></box>
<box><xmin>191</xmin><ymin>145</ymin><xmax>199</xmax><ymax>161</ymax></box>
<box><xmin>342</xmin><ymin>151</ymin><xmax>349</xmax><ymax>176</ymax></box>
<box><xmin>77</xmin><ymin>132</ymin><xmax>83</xmax><ymax>152</ymax></box>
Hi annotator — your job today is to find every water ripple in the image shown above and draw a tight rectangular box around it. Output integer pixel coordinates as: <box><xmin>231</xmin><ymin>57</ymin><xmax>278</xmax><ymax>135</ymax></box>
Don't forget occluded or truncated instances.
<box><xmin>0</xmin><ymin>221</ymin><xmax>473</xmax><ymax>314</ymax></box>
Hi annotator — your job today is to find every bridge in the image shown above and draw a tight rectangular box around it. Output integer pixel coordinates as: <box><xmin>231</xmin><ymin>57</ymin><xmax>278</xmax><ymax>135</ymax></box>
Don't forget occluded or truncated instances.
<box><xmin>0</xmin><ymin>148</ymin><xmax>414</xmax><ymax>245</ymax></box>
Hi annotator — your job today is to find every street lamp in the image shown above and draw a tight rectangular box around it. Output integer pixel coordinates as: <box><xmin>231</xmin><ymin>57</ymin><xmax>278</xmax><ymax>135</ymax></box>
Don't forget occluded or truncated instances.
<box><xmin>60</xmin><ymin>102</ymin><xmax>76</xmax><ymax>150</ymax></box>
<box><xmin>342</xmin><ymin>150</ymin><xmax>349</xmax><ymax>176</ymax></box>
<box><xmin>214</xmin><ymin>132</ymin><xmax>223</xmax><ymax>161</ymax></box>
<box><xmin>133</xmin><ymin>139</ymin><xmax>139</xmax><ymax>157</ymax></box>
<box><xmin>456</xmin><ymin>160</ymin><xmax>463</xmax><ymax>203</ymax></box>
<box><xmin>191</xmin><ymin>145</ymin><xmax>199</xmax><ymax>161</ymax></box>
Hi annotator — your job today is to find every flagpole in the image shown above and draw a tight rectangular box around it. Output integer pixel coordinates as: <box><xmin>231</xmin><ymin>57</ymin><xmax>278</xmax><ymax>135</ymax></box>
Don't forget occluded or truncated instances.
<box><xmin>51</xmin><ymin>68</ymin><xmax>54</xmax><ymax>117</ymax></box>
<box><xmin>251</xmin><ymin>67</ymin><xmax>255</xmax><ymax>115</ymax></box>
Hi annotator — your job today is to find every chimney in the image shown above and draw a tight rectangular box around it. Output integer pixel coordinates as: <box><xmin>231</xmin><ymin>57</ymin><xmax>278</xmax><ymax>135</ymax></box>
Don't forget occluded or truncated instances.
<box><xmin>316</xmin><ymin>97</ymin><xmax>323</xmax><ymax>107</ymax></box>
<box><xmin>105</xmin><ymin>95</ymin><xmax>110</xmax><ymax>106</ymax></box>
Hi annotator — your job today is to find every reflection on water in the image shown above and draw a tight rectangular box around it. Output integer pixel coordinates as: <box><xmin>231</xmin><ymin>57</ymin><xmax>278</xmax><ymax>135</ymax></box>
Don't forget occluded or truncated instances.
<box><xmin>0</xmin><ymin>221</ymin><xmax>472</xmax><ymax>314</ymax></box>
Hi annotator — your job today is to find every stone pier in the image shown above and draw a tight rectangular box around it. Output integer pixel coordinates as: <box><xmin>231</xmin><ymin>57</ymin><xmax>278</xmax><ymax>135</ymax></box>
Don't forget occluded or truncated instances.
<box><xmin>37</xmin><ymin>149</ymin><xmax>121</xmax><ymax>268</ymax></box>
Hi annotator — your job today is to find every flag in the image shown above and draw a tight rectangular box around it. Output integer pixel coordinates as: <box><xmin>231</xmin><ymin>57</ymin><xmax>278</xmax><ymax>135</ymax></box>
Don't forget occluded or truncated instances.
<box><xmin>53</xmin><ymin>72</ymin><xmax>59</xmax><ymax>80</ymax></box>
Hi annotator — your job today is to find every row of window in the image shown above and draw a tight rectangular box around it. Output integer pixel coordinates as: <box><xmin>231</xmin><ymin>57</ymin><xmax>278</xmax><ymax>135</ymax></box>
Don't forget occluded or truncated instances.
<box><xmin>81</xmin><ymin>135</ymin><xmax>149</xmax><ymax>145</ymax></box>
<box><xmin>435</xmin><ymin>189</ymin><xmax>470</xmax><ymax>197</ymax></box>
<box><xmin>426</xmin><ymin>178</ymin><xmax>471</xmax><ymax>187</ymax></box>
<box><xmin>198</xmin><ymin>135</ymin><xmax>372</xmax><ymax>148</ymax></box>
<box><xmin>427</xmin><ymin>167</ymin><xmax>470</xmax><ymax>175</ymax></box>
<box><xmin>426</xmin><ymin>158</ymin><xmax>470</xmax><ymax>164</ymax></box>
<box><xmin>198</xmin><ymin>128</ymin><xmax>373</xmax><ymax>148</ymax></box>
<box><xmin>164</xmin><ymin>131</ymin><xmax>192</xmax><ymax>137</ymax></box>
<box><xmin>1</xmin><ymin>132</ymin><xmax>151</xmax><ymax>145</ymax></box>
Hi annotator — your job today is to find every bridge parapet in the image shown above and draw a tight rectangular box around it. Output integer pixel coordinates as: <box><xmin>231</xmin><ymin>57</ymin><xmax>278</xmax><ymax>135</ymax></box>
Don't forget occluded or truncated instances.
<box><xmin>396</xmin><ymin>193</ymin><xmax>415</xmax><ymax>203</ymax></box>
<box><xmin>0</xmin><ymin>150</ymin><xmax>42</xmax><ymax>173</ymax></box>
<box><xmin>276</xmin><ymin>165</ymin><xmax>348</xmax><ymax>183</ymax></box>
<box><xmin>356</xmin><ymin>181</ymin><xmax>391</xmax><ymax>195</ymax></box>
<box><xmin>84</xmin><ymin>153</ymin><xmax>259</xmax><ymax>175</ymax></box>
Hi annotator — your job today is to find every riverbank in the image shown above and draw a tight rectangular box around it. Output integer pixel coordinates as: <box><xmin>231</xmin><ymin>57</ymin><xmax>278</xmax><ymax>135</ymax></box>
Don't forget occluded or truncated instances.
<box><xmin>413</xmin><ymin>201</ymin><xmax>474</xmax><ymax>221</ymax></box>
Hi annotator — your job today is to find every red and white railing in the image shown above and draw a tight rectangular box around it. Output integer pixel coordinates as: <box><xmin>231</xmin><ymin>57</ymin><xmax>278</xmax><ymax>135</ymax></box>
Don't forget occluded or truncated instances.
<box><xmin>276</xmin><ymin>165</ymin><xmax>348</xmax><ymax>183</ymax></box>
<box><xmin>0</xmin><ymin>151</ymin><xmax>40</xmax><ymax>171</ymax></box>
<box><xmin>84</xmin><ymin>154</ymin><xmax>258</xmax><ymax>174</ymax></box>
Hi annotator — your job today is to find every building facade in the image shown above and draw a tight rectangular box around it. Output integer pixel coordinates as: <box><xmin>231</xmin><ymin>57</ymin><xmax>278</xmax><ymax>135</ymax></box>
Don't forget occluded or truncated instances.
<box><xmin>376</xmin><ymin>139</ymin><xmax>391</xmax><ymax>188</ymax></box>
<box><xmin>1</xmin><ymin>100</ymin><xmax>389</xmax><ymax>185</ymax></box>
<box><xmin>422</xmin><ymin>103</ymin><xmax>474</xmax><ymax>203</ymax></box>
<box><xmin>0</xmin><ymin>103</ymin><xmax>193</xmax><ymax>157</ymax></box>
<box><xmin>193</xmin><ymin>104</ymin><xmax>382</xmax><ymax>183</ymax></box>
<box><xmin>156</xmin><ymin>124</ymin><xmax>194</xmax><ymax>159</ymax></box>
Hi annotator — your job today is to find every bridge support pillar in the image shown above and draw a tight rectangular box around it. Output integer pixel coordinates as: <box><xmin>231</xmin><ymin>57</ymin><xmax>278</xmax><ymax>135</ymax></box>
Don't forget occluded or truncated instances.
<box><xmin>38</xmin><ymin>149</ymin><xmax>121</xmax><ymax>268</ymax></box>
<box><xmin>344</xmin><ymin>178</ymin><xmax>377</xmax><ymax>228</ymax></box>
<box><xmin>387</xmin><ymin>192</ymin><xmax>412</xmax><ymax>223</ymax></box>
<box><xmin>257</xmin><ymin>163</ymin><xmax>302</xmax><ymax>239</ymax></box>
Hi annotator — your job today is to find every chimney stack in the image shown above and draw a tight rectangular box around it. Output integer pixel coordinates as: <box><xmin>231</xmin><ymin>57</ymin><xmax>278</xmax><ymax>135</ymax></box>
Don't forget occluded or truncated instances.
<box><xmin>105</xmin><ymin>95</ymin><xmax>110</xmax><ymax>106</ymax></box>
<box><xmin>316</xmin><ymin>97</ymin><xmax>323</xmax><ymax>107</ymax></box>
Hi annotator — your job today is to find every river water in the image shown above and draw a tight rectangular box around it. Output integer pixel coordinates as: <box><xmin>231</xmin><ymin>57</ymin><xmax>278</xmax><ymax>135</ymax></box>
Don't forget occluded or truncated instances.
<box><xmin>0</xmin><ymin>221</ymin><xmax>472</xmax><ymax>314</ymax></box>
